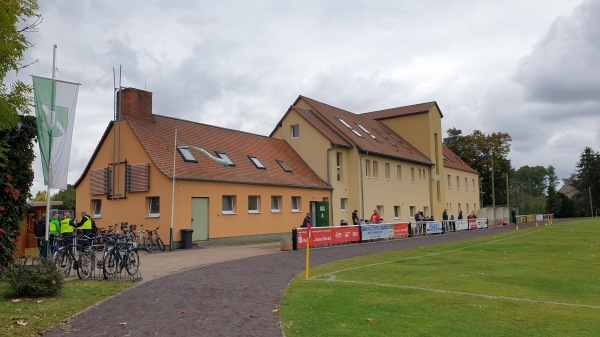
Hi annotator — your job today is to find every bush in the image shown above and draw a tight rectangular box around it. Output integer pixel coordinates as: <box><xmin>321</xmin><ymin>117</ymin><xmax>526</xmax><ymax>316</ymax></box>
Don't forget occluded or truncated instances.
<box><xmin>1</xmin><ymin>258</ymin><xmax>63</xmax><ymax>297</ymax></box>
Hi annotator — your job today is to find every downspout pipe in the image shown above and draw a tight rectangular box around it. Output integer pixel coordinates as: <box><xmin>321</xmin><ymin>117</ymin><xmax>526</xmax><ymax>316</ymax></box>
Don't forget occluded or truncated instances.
<box><xmin>359</xmin><ymin>152</ymin><xmax>368</xmax><ymax>219</ymax></box>
<box><xmin>326</xmin><ymin>145</ymin><xmax>338</xmax><ymax>225</ymax></box>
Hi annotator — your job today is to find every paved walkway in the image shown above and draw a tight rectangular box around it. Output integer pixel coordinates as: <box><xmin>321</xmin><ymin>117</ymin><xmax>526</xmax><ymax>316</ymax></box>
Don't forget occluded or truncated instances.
<box><xmin>43</xmin><ymin>223</ymin><xmax>546</xmax><ymax>337</ymax></box>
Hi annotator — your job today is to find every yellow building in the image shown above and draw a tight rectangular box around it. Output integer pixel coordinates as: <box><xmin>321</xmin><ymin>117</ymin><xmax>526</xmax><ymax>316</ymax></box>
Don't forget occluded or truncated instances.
<box><xmin>270</xmin><ymin>96</ymin><xmax>479</xmax><ymax>224</ymax></box>
<box><xmin>74</xmin><ymin>88</ymin><xmax>331</xmax><ymax>245</ymax></box>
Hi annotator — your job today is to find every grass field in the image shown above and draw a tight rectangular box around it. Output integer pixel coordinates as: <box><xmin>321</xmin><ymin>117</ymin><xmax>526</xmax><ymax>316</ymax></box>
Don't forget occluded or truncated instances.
<box><xmin>280</xmin><ymin>219</ymin><xmax>600</xmax><ymax>336</ymax></box>
<box><xmin>0</xmin><ymin>280</ymin><xmax>132</xmax><ymax>336</ymax></box>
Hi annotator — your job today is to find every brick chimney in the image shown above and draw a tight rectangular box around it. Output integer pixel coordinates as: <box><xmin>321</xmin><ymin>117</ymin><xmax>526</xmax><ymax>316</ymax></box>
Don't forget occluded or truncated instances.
<box><xmin>117</xmin><ymin>88</ymin><xmax>154</xmax><ymax>121</ymax></box>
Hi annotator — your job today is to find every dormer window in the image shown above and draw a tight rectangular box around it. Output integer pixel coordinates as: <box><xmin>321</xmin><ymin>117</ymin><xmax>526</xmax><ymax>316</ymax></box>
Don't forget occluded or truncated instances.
<box><xmin>291</xmin><ymin>125</ymin><xmax>300</xmax><ymax>139</ymax></box>
<box><xmin>249</xmin><ymin>156</ymin><xmax>266</xmax><ymax>169</ymax></box>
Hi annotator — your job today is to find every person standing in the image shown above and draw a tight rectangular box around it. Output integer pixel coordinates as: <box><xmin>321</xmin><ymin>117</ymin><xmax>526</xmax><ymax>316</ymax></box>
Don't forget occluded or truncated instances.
<box><xmin>34</xmin><ymin>213</ymin><xmax>47</xmax><ymax>256</ymax></box>
<box><xmin>49</xmin><ymin>213</ymin><xmax>61</xmax><ymax>252</ymax></box>
<box><xmin>60</xmin><ymin>211</ymin><xmax>77</xmax><ymax>248</ymax></box>
<box><xmin>370</xmin><ymin>209</ymin><xmax>381</xmax><ymax>224</ymax></box>
<box><xmin>352</xmin><ymin>210</ymin><xmax>361</xmax><ymax>226</ymax></box>
<box><xmin>301</xmin><ymin>212</ymin><xmax>311</xmax><ymax>228</ymax></box>
<box><xmin>78</xmin><ymin>211</ymin><xmax>93</xmax><ymax>247</ymax></box>
<box><xmin>512</xmin><ymin>208</ymin><xmax>517</xmax><ymax>224</ymax></box>
<box><xmin>458</xmin><ymin>210</ymin><xmax>463</xmax><ymax>220</ymax></box>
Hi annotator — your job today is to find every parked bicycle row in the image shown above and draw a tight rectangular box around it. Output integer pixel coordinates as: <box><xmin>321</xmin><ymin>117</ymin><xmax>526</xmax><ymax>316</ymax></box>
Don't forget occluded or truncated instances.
<box><xmin>31</xmin><ymin>223</ymin><xmax>164</xmax><ymax>281</ymax></box>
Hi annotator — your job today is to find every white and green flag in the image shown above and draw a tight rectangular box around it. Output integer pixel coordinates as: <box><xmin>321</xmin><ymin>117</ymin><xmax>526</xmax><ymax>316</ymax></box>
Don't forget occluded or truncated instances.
<box><xmin>32</xmin><ymin>76</ymin><xmax>80</xmax><ymax>190</ymax></box>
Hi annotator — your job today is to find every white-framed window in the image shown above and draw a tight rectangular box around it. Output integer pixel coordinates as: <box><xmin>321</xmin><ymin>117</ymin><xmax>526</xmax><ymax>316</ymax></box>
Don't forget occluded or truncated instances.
<box><xmin>147</xmin><ymin>197</ymin><xmax>160</xmax><ymax>217</ymax></box>
<box><xmin>396</xmin><ymin>165</ymin><xmax>402</xmax><ymax>181</ymax></box>
<box><xmin>291</xmin><ymin>196</ymin><xmax>301</xmax><ymax>212</ymax></box>
<box><xmin>365</xmin><ymin>159</ymin><xmax>371</xmax><ymax>177</ymax></box>
<box><xmin>291</xmin><ymin>124</ymin><xmax>300</xmax><ymax>139</ymax></box>
<box><xmin>92</xmin><ymin>199</ymin><xmax>102</xmax><ymax>217</ymax></box>
<box><xmin>340</xmin><ymin>198</ymin><xmax>348</xmax><ymax>212</ymax></box>
<box><xmin>248</xmin><ymin>195</ymin><xmax>260</xmax><ymax>213</ymax></box>
<box><xmin>472</xmin><ymin>179</ymin><xmax>476</xmax><ymax>192</ymax></box>
<box><xmin>419</xmin><ymin>168</ymin><xmax>422</xmax><ymax>180</ymax></box>
<box><xmin>410</xmin><ymin>167</ymin><xmax>415</xmax><ymax>183</ymax></box>
<box><xmin>271</xmin><ymin>196</ymin><xmax>281</xmax><ymax>212</ymax></box>
<box><xmin>447</xmin><ymin>175</ymin><xmax>452</xmax><ymax>188</ymax></box>
<box><xmin>377</xmin><ymin>205</ymin><xmax>384</xmax><ymax>219</ymax></box>
<box><xmin>222</xmin><ymin>195</ymin><xmax>236</xmax><ymax>214</ymax></box>
<box><xmin>410</xmin><ymin>206</ymin><xmax>416</xmax><ymax>218</ymax></box>
<box><xmin>385</xmin><ymin>163</ymin><xmax>390</xmax><ymax>180</ymax></box>
<box><xmin>394</xmin><ymin>206</ymin><xmax>400</xmax><ymax>219</ymax></box>
<box><xmin>336</xmin><ymin>152</ymin><xmax>343</xmax><ymax>182</ymax></box>
<box><xmin>373</xmin><ymin>161</ymin><xmax>379</xmax><ymax>178</ymax></box>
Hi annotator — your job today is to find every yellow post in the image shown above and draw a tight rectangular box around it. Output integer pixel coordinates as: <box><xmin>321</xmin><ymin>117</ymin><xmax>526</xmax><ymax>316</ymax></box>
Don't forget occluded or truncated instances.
<box><xmin>516</xmin><ymin>224</ymin><xmax>519</xmax><ymax>231</ymax></box>
<box><xmin>535</xmin><ymin>222</ymin><xmax>538</xmax><ymax>227</ymax></box>
<box><xmin>305</xmin><ymin>230</ymin><xmax>311</xmax><ymax>280</ymax></box>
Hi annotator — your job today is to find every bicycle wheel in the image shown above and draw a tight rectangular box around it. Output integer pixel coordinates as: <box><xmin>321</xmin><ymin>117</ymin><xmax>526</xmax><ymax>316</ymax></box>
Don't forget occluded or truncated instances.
<box><xmin>58</xmin><ymin>252</ymin><xmax>73</xmax><ymax>277</ymax></box>
<box><xmin>125</xmin><ymin>249</ymin><xmax>140</xmax><ymax>276</ymax></box>
<box><xmin>77</xmin><ymin>248</ymin><xmax>95</xmax><ymax>279</ymax></box>
<box><xmin>102</xmin><ymin>249</ymin><xmax>119</xmax><ymax>279</ymax></box>
<box><xmin>156</xmin><ymin>237</ymin><xmax>166</xmax><ymax>251</ymax></box>
<box><xmin>143</xmin><ymin>236</ymin><xmax>154</xmax><ymax>253</ymax></box>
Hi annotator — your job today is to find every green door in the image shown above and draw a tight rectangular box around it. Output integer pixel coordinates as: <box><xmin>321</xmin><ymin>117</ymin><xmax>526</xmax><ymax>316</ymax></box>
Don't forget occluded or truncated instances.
<box><xmin>191</xmin><ymin>197</ymin><xmax>209</xmax><ymax>241</ymax></box>
<box><xmin>315</xmin><ymin>201</ymin><xmax>330</xmax><ymax>227</ymax></box>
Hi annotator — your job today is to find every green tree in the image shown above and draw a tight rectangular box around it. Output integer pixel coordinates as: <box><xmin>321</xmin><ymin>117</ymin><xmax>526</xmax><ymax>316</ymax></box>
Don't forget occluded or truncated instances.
<box><xmin>0</xmin><ymin>0</ymin><xmax>40</xmax><ymax>162</ymax></box>
<box><xmin>0</xmin><ymin>0</ymin><xmax>40</xmax><ymax>268</ymax></box>
<box><xmin>444</xmin><ymin>128</ymin><xmax>512</xmax><ymax>207</ymax></box>
<box><xmin>512</xmin><ymin>165</ymin><xmax>547</xmax><ymax>214</ymax></box>
<box><xmin>52</xmin><ymin>184</ymin><xmax>75</xmax><ymax>211</ymax></box>
<box><xmin>32</xmin><ymin>190</ymin><xmax>47</xmax><ymax>201</ymax></box>
<box><xmin>545</xmin><ymin>166</ymin><xmax>561</xmax><ymax>216</ymax></box>
<box><xmin>573</xmin><ymin>147</ymin><xmax>600</xmax><ymax>216</ymax></box>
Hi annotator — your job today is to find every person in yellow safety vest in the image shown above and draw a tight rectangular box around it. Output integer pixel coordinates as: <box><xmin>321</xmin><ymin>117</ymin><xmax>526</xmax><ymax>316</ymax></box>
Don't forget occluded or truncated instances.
<box><xmin>49</xmin><ymin>213</ymin><xmax>61</xmax><ymax>252</ymax></box>
<box><xmin>60</xmin><ymin>211</ymin><xmax>77</xmax><ymax>248</ymax></box>
<box><xmin>78</xmin><ymin>211</ymin><xmax>93</xmax><ymax>247</ymax></box>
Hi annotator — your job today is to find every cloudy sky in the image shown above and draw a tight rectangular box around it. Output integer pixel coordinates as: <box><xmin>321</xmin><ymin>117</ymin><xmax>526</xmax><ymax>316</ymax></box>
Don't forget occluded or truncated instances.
<box><xmin>11</xmin><ymin>0</ymin><xmax>600</xmax><ymax>196</ymax></box>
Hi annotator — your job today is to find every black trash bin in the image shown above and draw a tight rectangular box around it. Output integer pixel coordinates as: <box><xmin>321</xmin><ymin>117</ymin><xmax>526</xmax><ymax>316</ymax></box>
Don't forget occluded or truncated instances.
<box><xmin>180</xmin><ymin>229</ymin><xmax>194</xmax><ymax>249</ymax></box>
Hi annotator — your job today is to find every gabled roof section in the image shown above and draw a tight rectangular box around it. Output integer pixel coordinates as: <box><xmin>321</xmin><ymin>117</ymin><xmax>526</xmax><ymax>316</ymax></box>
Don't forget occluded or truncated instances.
<box><xmin>298</xmin><ymin>96</ymin><xmax>433</xmax><ymax>166</ymax></box>
<box><xmin>361</xmin><ymin>101</ymin><xmax>442</xmax><ymax>120</ymax></box>
<box><xmin>126</xmin><ymin>114</ymin><xmax>331</xmax><ymax>189</ymax></box>
<box><xmin>442</xmin><ymin>144</ymin><xmax>478</xmax><ymax>174</ymax></box>
<box><xmin>292</xmin><ymin>106</ymin><xmax>353</xmax><ymax>148</ymax></box>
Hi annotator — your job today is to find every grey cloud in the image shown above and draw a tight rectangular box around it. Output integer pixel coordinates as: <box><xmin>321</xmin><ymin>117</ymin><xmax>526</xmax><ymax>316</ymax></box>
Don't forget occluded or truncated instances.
<box><xmin>514</xmin><ymin>0</ymin><xmax>600</xmax><ymax>104</ymax></box>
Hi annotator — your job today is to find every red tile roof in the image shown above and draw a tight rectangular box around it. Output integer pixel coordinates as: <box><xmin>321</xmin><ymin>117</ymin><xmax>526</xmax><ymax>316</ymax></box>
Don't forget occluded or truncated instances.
<box><xmin>442</xmin><ymin>144</ymin><xmax>478</xmax><ymax>174</ymax></box>
<box><xmin>298</xmin><ymin>96</ymin><xmax>434</xmax><ymax>166</ymax></box>
<box><xmin>361</xmin><ymin>101</ymin><xmax>441</xmax><ymax>120</ymax></box>
<box><xmin>126</xmin><ymin>115</ymin><xmax>331</xmax><ymax>189</ymax></box>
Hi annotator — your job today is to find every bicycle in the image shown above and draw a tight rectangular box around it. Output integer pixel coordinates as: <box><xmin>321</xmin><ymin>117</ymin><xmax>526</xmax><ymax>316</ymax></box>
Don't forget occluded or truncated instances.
<box><xmin>102</xmin><ymin>234</ymin><xmax>140</xmax><ymax>279</ymax></box>
<box><xmin>52</xmin><ymin>234</ymin><xmax>93</xmax><ymax>279</ymax></box>
<box><xmin>142</xmin><ymin>226</ymin><xmax>166</xmax><ymax>252</ymax></box>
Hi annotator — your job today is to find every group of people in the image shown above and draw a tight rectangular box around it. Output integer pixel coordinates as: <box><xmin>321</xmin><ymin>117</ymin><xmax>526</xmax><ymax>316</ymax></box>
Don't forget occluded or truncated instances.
<box><xmin>34</xmin><ymin>211</ymin><xmax>95</xmax><ymax>254</ymax></box>
<box><xmin>351</xmin><ymin>209</ymin><xmax>383</xmax><ymax>225</ymax></box>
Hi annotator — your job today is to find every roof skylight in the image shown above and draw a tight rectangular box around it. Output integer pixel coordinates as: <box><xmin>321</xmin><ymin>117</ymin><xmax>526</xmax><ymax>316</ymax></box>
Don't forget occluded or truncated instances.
<box><xmin>249</xmin><ymin>156</ymin><xmax>266</xmax><ymax>169</ymax></box>
<box><xmin>337</xmin><ymin>118</ymin><xmax>363</xmax><ymax>137</ymax></box>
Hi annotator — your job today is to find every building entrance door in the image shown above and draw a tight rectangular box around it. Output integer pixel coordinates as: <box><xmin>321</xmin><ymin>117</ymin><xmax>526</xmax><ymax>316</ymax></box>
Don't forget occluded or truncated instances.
<box><xmin>191</xmin><ymin>197</ymin><xmax>209</xmax><ymax>241</ymax></box>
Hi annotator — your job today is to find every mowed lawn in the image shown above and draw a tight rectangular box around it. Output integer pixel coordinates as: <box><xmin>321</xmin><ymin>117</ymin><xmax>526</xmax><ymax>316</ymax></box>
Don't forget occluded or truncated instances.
<box><xmin>280</xmin><ymin>219</ymin><xmax>600</xmax><ymax>337</ymax></box>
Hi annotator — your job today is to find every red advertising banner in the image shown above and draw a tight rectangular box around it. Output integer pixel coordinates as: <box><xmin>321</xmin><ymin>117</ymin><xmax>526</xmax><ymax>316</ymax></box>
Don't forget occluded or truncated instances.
<box><xmin>468</xmin><ymin>219</ymin><xmax>478</xmax><ymax>230</ymax></box>
<box><xmin>393</xmin><ymin>223</ymin><xmax>410</xmax><ymax>238</ymax></box>
<box><xmin>296</xmin><ymin>226</ymin><xmax>361</xmax><ymax>248</ymax></box>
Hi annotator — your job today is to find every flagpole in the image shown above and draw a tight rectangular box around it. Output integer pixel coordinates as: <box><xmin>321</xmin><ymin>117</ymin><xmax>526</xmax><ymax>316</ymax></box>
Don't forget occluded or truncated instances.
<box><xmin>43</xmin><ymin>44</ymin><xmax>58</xmax><ymax>258</ymax></box>
<box><xmin>169</xmin><ymin>129</ymin><xmax>177</xmax><ymax>251</ymax></box>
